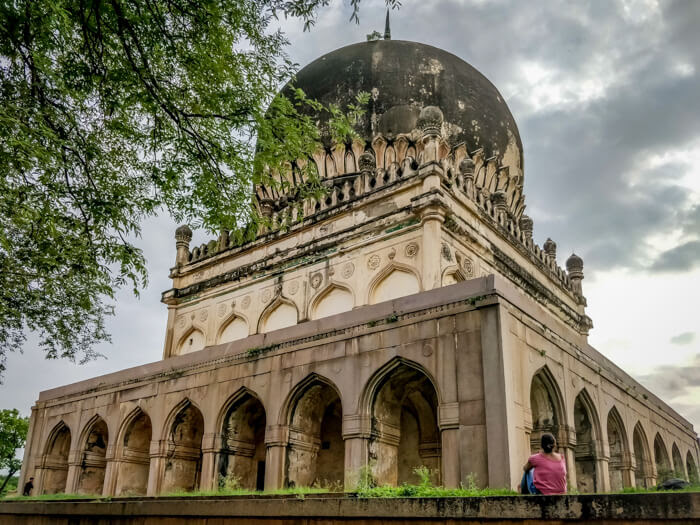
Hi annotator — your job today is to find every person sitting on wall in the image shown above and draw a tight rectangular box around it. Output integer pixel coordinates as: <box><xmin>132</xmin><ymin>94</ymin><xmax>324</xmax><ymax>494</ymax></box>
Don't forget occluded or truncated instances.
<box><xmin>521</xmin><ymin>433</ymin><xmax>567</xmax><ymax>495</ymax></box>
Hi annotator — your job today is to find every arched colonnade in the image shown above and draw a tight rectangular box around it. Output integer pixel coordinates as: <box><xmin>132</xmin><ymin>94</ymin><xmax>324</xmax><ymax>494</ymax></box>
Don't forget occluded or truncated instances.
<box><xmin>528</xmin><ymin>366</ymin><xmax>699</xmax><ymax>492</ymax></box>
<box><xmin>33</xmin><ymin>358</ymin><xmax>447</xmax><ymax>496</ymax></box>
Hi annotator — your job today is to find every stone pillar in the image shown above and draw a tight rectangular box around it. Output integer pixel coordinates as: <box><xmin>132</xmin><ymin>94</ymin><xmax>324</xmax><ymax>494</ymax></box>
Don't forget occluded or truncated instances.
<box><xmin>342</xmin><ymin>415</ymin><xmax>371</xmax><ymax>490</ymax></box>
<box><xmin>596</xmin><ymin>454</ymin><xmax>611</xmax><ymax>493</ymax></box>
<box><xmin>439</xmin><ymin>403</ymin><xmax>460</xmax><ymax>488</ymax></box>
<box><xmin>101</xmin><ymin>445</ymin><xmax>118</xmax><ymax>496</ymax></box>
<box><xmin>264</xmin><ymin>424</ymin><xmax>288</xmax><ymax>490</ymax></box>
<box><xmin>621</xmin><ymin>451</ymin><xmax>636</xmax><ymax>488</ymax></box>
<box><xmin>559</xmin><ymin>425</ymin><xmax>577</xmax><ymax>491</ymax></box>
<box><xmin>147</xmin><ymin>440</ymin><xmax>165</xmax><ymax>496</ymax></box>
<box><xmin>420</xmin><ymin>205</ymin><xmax>445</xmax><ymax>291</ymax></box>
<box><xmin>65</xmin><ymin>458</ymin><xmax>81</xmax><ymax>494</ymax></box>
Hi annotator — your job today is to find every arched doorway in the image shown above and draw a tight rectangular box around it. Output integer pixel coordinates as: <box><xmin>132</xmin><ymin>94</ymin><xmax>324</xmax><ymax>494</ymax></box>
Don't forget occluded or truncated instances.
<box><xmin>368</xmin><ymin>361</ymin><xmax>440</xmax><ymax>486</ymax></box>
<box><xmin>77</xmin><ymin>417</ymin><xmax>109</xmax><ymax>495</ymax></box>
<box><xmin>606</xmin><ymin>408</ymin><xmax>628</xmax><ymax>491</ymax></box>
<box><xmin>672</xmin><ymin>443</ymin><xmax>685</xmax><ymax>480</ymax></box>
<box><xmin>161</xmin><ymin>401</ymin><xmax>204</xmax><ymax>493</ymax></box>
<box><xmin>115</xmin><ymin>410</ymin><xmax>152</xmax><ymax>496</ymax></box>
<box><xmin>285</xmin><ymin>377</ymin><xmax>344</xmax><ymax>489</ymax></box>
<box><xmin>529</xmin><ymin>367</ymin><xmax>565</xmax><ymax>453</ymax></box>
<box><xmin>573</xmin><ymin>391</ymin><xmax>599</xmax><ymax>493</ymax></box>
<box><xmin>219</xmin><ymin>391</ymin><xmax>267</xmax><ymax>491</ymax></box>
<box><xmin>654</xmin><ymin>434</ymin><xmax>672</xmax><ymax>482</ymax></box>
<box><xmin>632</xmin><ymin>423</ymin><xmax>652</xmax><ymax>488</ymax></box>
<box><xmin>41</xmin><ymin>423</ymin><xmax>71</xmax><ymax>494</ymax></box>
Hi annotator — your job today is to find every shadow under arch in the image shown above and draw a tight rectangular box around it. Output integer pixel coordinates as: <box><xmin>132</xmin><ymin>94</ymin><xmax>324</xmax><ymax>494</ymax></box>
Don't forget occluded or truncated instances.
<box><xmin>672</xmin><ymin>442</ymin><xmax>685</xmax><ymax>479</ymax></box>
<box><xmin>606</xmin><ymin>406</ymin><xmax>629</xmax><ymax>490</ymax></box>
<box><xmin>308</xmin><ymin>281</ymin><xmax>355</xmax><ymax>321</ymax></box>
<box><xmin>114</xmin><ymin>407</ymin><xmax>152</xmax><ymax>496</ymax></box>
<box><xmin>654</xmin><ymin>432</ymin><xmax>672</xmax><ymax>481</ymax></box>
<box><xmin>366</xmin><ymin>262</ymin><xmax>422</xmax><ymax>305</ymax></box>
<box><xmin>573</xmin><ymin>387</ymin><xmax>601</xmax><ymax>493</ymax></box>
<box><xmin>632</xmin><ymin>421</ymin><xmax>653</xmax><ymax>488</ymax></box>
<box><xmin>258</xmin><ymin>295</ymin><xmax>298</xmax><ymax>334</ymax></box>
<box><xmin>528</xmin><ymin>365</ymin><xmax>566</xmax><ymax>452</ymax></box>
<box><xmin>217</xmin><ymin>386</ymin><xmax>267</xmax><ymax>491</ymax></box>
<box><xmin>281</xmin><ymin>373</ymin><xmax>344</xmax><ymax>489</ymax></box>
<box><xmin>76</xmin><ymin>414</ymin><xmax>109</xmax><ymax>495</ymax></box>
<box><xmin>160</xmin><ymin>397</ymin><xmax>205</xmax><ymax>494</ymax></box>
<box><xmin>40</xmin><ymin>421</ymin><xmax>72</xmax><ymax>495</ymax></box>
<box><xmin>687</xmin><ymin>450</ymin><xmax>699</xmax><ymax>484</ymax></box>
<box><xmin>360</xmin><ymin>357</ymin><xmax>441</xmax><ymax>487</ymax></box>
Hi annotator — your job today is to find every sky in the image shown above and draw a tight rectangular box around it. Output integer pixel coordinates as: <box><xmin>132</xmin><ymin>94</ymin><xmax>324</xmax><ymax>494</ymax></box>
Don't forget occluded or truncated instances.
<box><xmin>1</xmin><ymin>0</ymin><xmax>699</xmax><ymax>433</ymax></box>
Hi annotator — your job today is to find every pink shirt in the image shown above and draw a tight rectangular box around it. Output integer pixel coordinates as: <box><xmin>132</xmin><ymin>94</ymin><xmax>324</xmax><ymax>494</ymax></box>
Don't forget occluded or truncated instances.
<box><xmin>528</xmin><ymin>452</ymin><xmax>567</xmax><ymax>495</ymax></box>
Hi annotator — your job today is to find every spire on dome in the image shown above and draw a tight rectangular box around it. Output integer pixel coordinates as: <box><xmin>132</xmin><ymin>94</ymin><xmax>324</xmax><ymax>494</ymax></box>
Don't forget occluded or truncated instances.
<box><xmin>384</xmin><ymin>9</ymin><xmax>391</xmax><ymax>40</ymax></box>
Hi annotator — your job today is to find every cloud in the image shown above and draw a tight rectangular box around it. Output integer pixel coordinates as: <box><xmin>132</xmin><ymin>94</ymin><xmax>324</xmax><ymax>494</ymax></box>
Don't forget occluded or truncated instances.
<box><xmin>671</xmin><ymin>332</ymin><xmax>696</xmax><ymax>346</ymax></box>
<box><xmin>651</xmin><ymin>241</ymin><xmax>700</xmax><ymax>272</ymax></box>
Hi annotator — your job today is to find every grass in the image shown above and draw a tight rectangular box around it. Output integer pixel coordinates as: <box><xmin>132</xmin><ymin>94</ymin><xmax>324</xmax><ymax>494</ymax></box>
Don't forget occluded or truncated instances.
<box><xmin>3</xmin><ymin>493</ymin><xmax>102</xmax><ymax>501</ymax></box>
<box><xmin>161</xmin><ymin>486</ymin><xmax>331</xmax><ymax>498</ymax></box>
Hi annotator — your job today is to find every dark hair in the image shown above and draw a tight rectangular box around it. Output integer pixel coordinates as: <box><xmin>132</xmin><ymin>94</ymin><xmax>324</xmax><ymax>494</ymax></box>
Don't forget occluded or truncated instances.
<box><xmin>541</xmin><ymin>432</ymin><xmax>556</xmax><ymax>453</ymax></box>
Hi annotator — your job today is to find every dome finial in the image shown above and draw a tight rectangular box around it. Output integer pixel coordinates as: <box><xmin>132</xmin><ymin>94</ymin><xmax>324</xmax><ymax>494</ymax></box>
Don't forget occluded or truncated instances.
<box><xmin>384</xmin><ymin>8</ymin><xmax>391</xmax><ymax>40</ymax></box>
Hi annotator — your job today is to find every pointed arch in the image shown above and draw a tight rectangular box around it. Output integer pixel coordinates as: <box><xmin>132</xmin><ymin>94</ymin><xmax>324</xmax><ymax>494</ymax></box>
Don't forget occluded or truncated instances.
<box><xmin>161</xmin><ymin>397</ymin><xmax>204</xmax><ymax>493</ymax></box>
<box><xmin>361</xmin><ymin>357</ymin><xmax>441</xmax><ymax>486</ymax></box>
<box><xmin>367</xmin><ymin>263</ymin><xmax>421</xmax><ymax>305</ymax></box>
<box><xmin>633</xmin><ymin>422</ymin><xmax>652</xmax><ymax>488</ymax></box>
<box><xmin>672</xmin><ymin>443</ymin><xmax>685</xmax><ymax>480</ymax></box>
<box><xmin>573</xmin><ymin>388</ymin><xmax>601</xmax><ymax>493</ymax></box>
<box><xmin>217</xmin><ymin>312</ymin><xmax>250</xmax><ymax>344</ymax></box>
<box><xmin>528</xmin><ymin>365</ymin><xmax>566</xmax><ymax>452</ymax></box>
<box><xmin>606</xmin><ymin>406</ymin><xmax>629</xmax><ymax>490</ymax></box>
<box><xmin>76</xmin><ymin>415</ymin><xmax>109</xmax><ymax>495</ymax></box>
<box><xmin>441</xmin><ymin>265</ymin><xmax>466</xmax><ymax>286</ymax></box>
<box><xmin>115</xmin><ymin>407</ymin><xmax>152</xmax><ymax>496</ymax></box>
<box><xmin>309</xmin><ymin>281</ymin><xmax>355</xmax><ymax>320</ymax></box>
<box><xmin>282</xmin><ymin>373</ymin><xmax>344</xmax><ymax>489</ymax></box>
<box><xmin>258</xmin><ymin>296</ymin><xmax>298</xmax><ymax>333</ymax></box>
<box><xmin>176</xmin><ymin>327</ymin><xmax>206</xmax><ymax>355</ymax></box>
<box><xmin>686</xmin><ymin>451</ymin><xmax>699</xmax><ymax>484</ymax></box>
<box><xmin>654</xmin><ymin>433</ymin><xmax>672</xmax><ymax>481</ymax></box>
<box><xmin>217</xmin><ymin>387</ymin><xmax>267</xmax><ymax>491</ymax></box>
<box><xmin>40</xmin><ymin>421</ymin><xmax>71</xmax><ymax>494</ymax></box>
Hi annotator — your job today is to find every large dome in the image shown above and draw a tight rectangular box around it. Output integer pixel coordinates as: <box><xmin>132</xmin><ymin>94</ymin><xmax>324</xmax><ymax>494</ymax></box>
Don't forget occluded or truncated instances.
<box><xmin>291</xmin><ymin>39</ymin><xmax>523</xmax><ymax>170</ymax></box>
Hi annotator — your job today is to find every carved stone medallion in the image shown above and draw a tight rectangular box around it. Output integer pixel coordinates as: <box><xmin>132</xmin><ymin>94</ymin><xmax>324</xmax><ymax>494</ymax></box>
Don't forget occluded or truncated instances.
<box><xmin>310</xmin><ymin>273</ymin><xmax>323</xmax><ymax>289</ymax></box>
<box><xmin>341</xmin><ymin>262</ymin><xmax>355</xmax><ymax>279</ymax></box>
<box><xmin>261</xmin><ymin>289</ymin><xmax>272</xmax><ymax>304</ymax></box>
<box><xmin>199</xmin><ymin>309</ymin><xmax>208</xmax><ymax>322</ymax></box>
<box><xmin>441</xmin><ymin>243</ymin><xmax>452</xmax><ymax>261</ymax></box>
<box><xmin>288</xmin><ymin>281</ymin><xmax>299</xmax><ymax>295</ymax></box>
<box><xmin>405</xmin><ymin>242</ymin><xmax>419</xmax><ymax>258</ymax></box>
<box><xmin>462</xmin><ymin>256</ymin><xmax>475</xmax><ymax>278</ymax></box>
<box><xmin>217</xmin><ymin>303</ymin><xmax>227</xmax><ymax>318</ymax></box>
<box><xmin>177</xmin><ymin>315</ymin><xmax>186</xmax><ymax>328</ymax></box>
<box><xmin>367</xmin><ymin>254</ymin><xmax>381</xmax><ymax>270</ymax></box>
<box><xmin>241</xmin><ymin>295</ymin><xmax>251</xmax><ymax>309</ymax></box>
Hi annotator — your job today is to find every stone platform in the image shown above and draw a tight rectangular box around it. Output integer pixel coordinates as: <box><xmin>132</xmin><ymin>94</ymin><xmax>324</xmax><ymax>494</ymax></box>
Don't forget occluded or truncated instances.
<box><xmin>1</xmin><ymin>493</ymin><xmax>699</xmax><ymax>524</ymax></box>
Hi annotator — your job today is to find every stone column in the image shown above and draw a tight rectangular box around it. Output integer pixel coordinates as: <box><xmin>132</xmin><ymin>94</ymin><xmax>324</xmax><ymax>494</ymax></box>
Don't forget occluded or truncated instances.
<box><xmin>420</xmin><ymin>204</ymin><xmax>445</xmax><ymax>291</ymax></box>
<box><xmin>65</xmin><ymin>448</ymin><xmax>82</xmax><ymax>493</ymax></box>
<box><xmin>596</xmin><ymin>454</ymin><xmax>611</xmax><ymax>493</ymax></box>
<box><xmin>438</xmin><ymin>403</ymin><xmax>460</xmax><ymax>488</ymax></box>
<box><xmin>621</xmin><ymin>451</ymin><xmax>636</xmax><ymax>488</ymax></box>
<box><xmin>199</xmin><ymin>432</ymin><xmax>218</xmax><ymax>491</ymax></box>
<box><xmin>101</xmin><ymin>444</ymin><xmax>118</xmax><ymax>496</ymax></box>
<box><xmin>264</xmin><ymin>424</ymin><xmax>288</xmax><ymax>490</ymax></box>
<box><xmin>342</xmin><ymin>414</ymin><xmax>371</xmax><ymax>490</ymax></box>
<box><xmin>146</xmin><ymin>440</ymin><xmax>165</xmax><ymax>496</ymax></box>
<box><xmin>559</xmin><ymin>425</ymin><xmax>577</xmax><ymax>491</ymax></box>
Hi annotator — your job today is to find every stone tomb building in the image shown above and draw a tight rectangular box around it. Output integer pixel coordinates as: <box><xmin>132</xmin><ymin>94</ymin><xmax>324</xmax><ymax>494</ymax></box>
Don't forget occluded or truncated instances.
<box><xmin>19</xmin><ymin>39</ymin><xmax>700</xmax><ymax>496</ymax></box>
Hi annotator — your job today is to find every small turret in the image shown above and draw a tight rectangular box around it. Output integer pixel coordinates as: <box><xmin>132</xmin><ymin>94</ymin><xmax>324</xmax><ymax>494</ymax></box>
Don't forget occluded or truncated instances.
<box><xmin>519</xmin><ymin>215</ymin><xmax>533</xmax><ymax>240</ymax></box>
<box><xmin>566</xmin><ymin>253</ymin><xmax>584</xmax><ymax>295</ymax></box>
<box><xmin>175</xmin><ymin>225</ymin><xmax>193</xmax><ymax>266</ymax></box>
<box><xmin>544</xmin><ymin>238</ymin><xmax>557</xmax><ymax>260</ymax></box>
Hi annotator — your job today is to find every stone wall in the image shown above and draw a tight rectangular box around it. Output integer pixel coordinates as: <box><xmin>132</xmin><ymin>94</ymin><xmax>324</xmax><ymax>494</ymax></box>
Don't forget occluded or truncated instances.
<box><xmin>1</xmin><ymin>493</ymin><xmax>700</xmax><ymax>524</ymax></box>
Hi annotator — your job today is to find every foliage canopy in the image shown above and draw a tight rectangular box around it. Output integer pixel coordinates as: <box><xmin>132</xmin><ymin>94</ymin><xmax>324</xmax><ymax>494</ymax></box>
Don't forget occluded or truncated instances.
<box><xmin>0</xmin><ymin>0</ymin><xmax>395</xmax><ymax>376</ymax></box>
<box><xmin>0</xmin><ymin>409</ymin><xmax>29</xmax><ymax>494</ymax></box>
